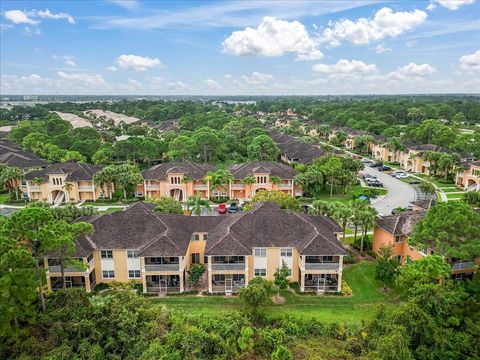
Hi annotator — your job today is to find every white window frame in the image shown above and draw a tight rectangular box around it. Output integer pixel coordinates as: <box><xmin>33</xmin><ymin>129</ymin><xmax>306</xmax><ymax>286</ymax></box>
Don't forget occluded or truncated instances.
<box><xmin>254</xmin><ymin>248</ymin><xmax>266</xmax><ymax>257</ymax></box>
<box><xmin>127</xmin><ymin>250</ymin><xmax>138</xmax><ymax>258</ymax></box>
<box><xmin>101</xmin><ymin>250</ymin><xmax>113</xmax><ymax>259</ymax></box>
<box><xmin>128</xmin><ymin>270</ymin><xmax>141</xmax><ymax>279</ymax></box>
<box><xmin>102</xmin><ymin>270</ymin><xmax>115</xmax><ymax>279</ymax></box>
<box><xmin>280</xmin><ymin>248</ymin><xmax>292</xmax><ymax>257</ymax></box>
<box><xmin>254</xmin><ymin>268</ymin><xmax>267</xmax><ymax>276</ymax></box>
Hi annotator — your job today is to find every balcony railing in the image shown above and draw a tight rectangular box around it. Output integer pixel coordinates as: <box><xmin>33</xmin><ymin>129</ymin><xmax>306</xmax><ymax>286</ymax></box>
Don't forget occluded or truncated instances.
<box><xmin>79</xmin><ymin>186</ymin><xmax>94</xmax><ymax>191</ymax></box>
<box><xmin>304</xmin><ymin>285</ymin><xmax>339</xmax><ymax>293</ymax></box>
<box><xmin>29</xmin><ymin>186</ymin><xmax>41</xmax><ymax>192</ymax></box>
<box><xmin>211</xmin><ymin>263</ymin><xmax>246</xmax><ymax>271</ymax></box>
<box><xmin>452</xmin><ymin>261</ymin><xmax>476</xmax><ymax>271</ymax></box>
<box><xmin>305</xmin><ymin>263</ymin><xmax>340</xmax><ymax>271</ymax></box>
<box><xmin>230</xmin><ymin>184</ymin><xmax>245</xmax><ymax>189</ymax></box>
<box><xmin>144</xmin><ymin>264</ymin><xmax>180</xmax><ymax>272</ymax></box>
<box><xmin>212</xmin><ymin>284</ymin><xmax>244</xmax><ymax>293</ymax></box>
<box><xmin>48</xmin><ymin>265</ymin><xmax>85</xmax><ymax>273</ymax></box>
<box><xmin>193</xmin><ymin>184</ymin><xmax>208</xmax><ymax>190</ymax></box>
<box><xmin>145</xmin><ymin>286</ymin><xmax>181</xmax><ymax>294</ymax></box>
<box><xmin>278</xmin><ymin>183</ymin><xmax>292</xmax><ymax>189</ymax></box>
<box><xmin>146</xmin><ymin>184</ymin><xmax>160</xmax><ymax>189</ymax></box>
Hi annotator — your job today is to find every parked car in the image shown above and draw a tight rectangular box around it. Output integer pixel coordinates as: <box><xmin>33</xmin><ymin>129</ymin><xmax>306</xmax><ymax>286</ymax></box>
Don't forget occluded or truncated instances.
<box><xmin>301</xmin><ymin>204</ymin><xmax>310</xmax><ymax>214</ymax></box>
<box><xmin>365</xmin><ymin>179</ymin><xmax>384</xmax><ymax>187</ymax></box>
<box><xmin>361</xmin><ymin>158</ymin><xmax>371</xmax><ymax>163</ymax></box>
<box><xmin>371</xmin><ymin>162</ymin><xmax>383</xmax><ymax>168</ymax></box>
<box><xmin>394</xmin><ymin>173</ymin><xmax>410</xmax><ymax>179</ymax></box>
<box><xmin>217</xmin><ymin>203</ymin><xmax>227</xmax><ymax>214</ymax></box>
<box><xmin>409</xmin><ymin>180</ymin><xmax>420</xmax><ymax>185</ymax></box>
<box><xmin>363</xmin><ymin>174</ymin><xmax>378</xmax><ymax>180</ymax></box>
<box><xmin>377</xmin><ymin>165</ymin><xmax>391</xmax><ymax>171</ymax></box>
<box><xmin>228</xmin><ymin>203</ymin><xmax>239</xmax><ymax>213</ymax></box>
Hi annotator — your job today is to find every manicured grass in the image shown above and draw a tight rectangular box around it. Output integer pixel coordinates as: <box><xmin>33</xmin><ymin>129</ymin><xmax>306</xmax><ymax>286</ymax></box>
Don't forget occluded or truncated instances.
<box><xmin>83</xmin><ymin>201</ymin><xmax>125</xmax><ymax>206</ymax></box>
<box><xmin>149</xmin><ymin>261</ymin><xmax>393</xmax><ymax>324</ymax></box>
<box><xmin>441</xmin><ymin>187</ymin><xmax>463</xmax><ymax>193</ymax></box>
<box><xmin>311</xmin><ymin>185</ymin><xmax>386</xmax><ymax>204</ymax></box>
<box><xmin>0</xmin><ymin>193</ymin><xmax>10</xmax><ymax>204</ymax></box>
<box><xmin>445</xmin><ymin>192</ymin><xmax>464</xmax><ymax>199</ymax></box>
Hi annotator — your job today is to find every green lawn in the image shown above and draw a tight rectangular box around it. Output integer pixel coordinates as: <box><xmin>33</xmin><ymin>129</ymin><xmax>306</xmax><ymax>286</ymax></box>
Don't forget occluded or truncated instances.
<box><xmin>441</xmin><ymin>187</ymin><xmax>463</xmax><ymax>193</ymax></box>
<box><xmin>309</xmin><ymin>185</ymin><xmax>386</xmax><ymax>204</ymax></box>
<box><xmin>445</xmin><ymin>192</ymin><xmax>464</xmax><ymax>199</ymax></box>
<box><xmin>83</xmin><ymin>201</ymin><xmax>125</xmax><ymax>206</ymax></box>
<box><xmin>0</xmin><ymin>192</ymin><xmax>9</xmax><ymax>204</ymax></box>
<box><xmin>149</xmin><ymin>261</ymin><xmax>392</xmax><ymax>324</ymax></box>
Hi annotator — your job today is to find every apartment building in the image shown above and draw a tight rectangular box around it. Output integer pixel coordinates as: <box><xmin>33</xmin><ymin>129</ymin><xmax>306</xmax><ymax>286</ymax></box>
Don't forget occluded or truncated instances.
<box><xmin>45</xmin><ymin>201</ymin><xmax>347</xmax><ymax>294</ymax></box>
<box><xmin>139</xmin><ymin>161</ymin><xmax>302</xmax><ymax>201</ymax></box>
<box><xmin>24</xmin><ymin>162</ymin><xmax>110</xmax><ymax>205</ymax></box>
<box><xmin>0</xmin><ymin>139</ymin><xmax>47</xmax><ymax>171</ymax></box>
<box><xmin>372</xmin><ymin>210</ymin><xmax>478</xmax><ymax>279</ymax></box>
<box><xmin>269</xmin><ymin>129</ymin><xmax>329</xmax><ymax>164</ymax></box>
<box><xmin>455</xmin><ymin>160</ymin><xmax>480</xmax><ymax>191</ymax></box>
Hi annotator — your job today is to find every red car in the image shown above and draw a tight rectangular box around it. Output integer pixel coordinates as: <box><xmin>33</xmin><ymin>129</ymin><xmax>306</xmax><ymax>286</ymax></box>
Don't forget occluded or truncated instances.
<box><xmin>217</xmin><ymin>203</ymin><xmax>227</xmax><ymax>214</ymax></box>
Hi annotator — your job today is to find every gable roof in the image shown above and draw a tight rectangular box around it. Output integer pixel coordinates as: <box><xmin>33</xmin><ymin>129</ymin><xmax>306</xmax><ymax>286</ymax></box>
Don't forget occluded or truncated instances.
<box><xmin>0</xmin><ymin>140</ymin><xmax>47</xmax><ymax>169</ymax></box>
<box><xmin>269</xmin><ymin>129</ymin><xmax>328</xmax><ymax>164</ymax></box>
<box><xmin>142</xmin><ymin>162</ymin><xmax>216</xmax><ymax>180</ymax></box>
<box><xmin>376</xmin><ymin>211</ymin><xmax>426</xmax><ymax>236</ymax></box>
<box><xmin>205</xmin><ymin>202</ymin><xmax>345</xmax><ymax>256</ymax></box>
<box><xmin>228</xmin><ymin>161</ymin><xmax>296</xmax><ymax>179</ymax></box>
<box><xmin>25</xmin><ymin>162</ymin><xmax>103</xmax><ymax>181</ymax></box>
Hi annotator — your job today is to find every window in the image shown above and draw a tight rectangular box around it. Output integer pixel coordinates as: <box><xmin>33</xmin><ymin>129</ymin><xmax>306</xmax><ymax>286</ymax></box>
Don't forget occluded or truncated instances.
<box><xmin>127</xmin><ymin>250</ymin><xmax>137</xmax><ymax>258</ymax></box>
<box><xmin>281</xmin><ymin>248</ymin><xmax>292</xmax><ymax>257</ymax></box>
<box><xmin>254</xmin><ymin>268</ymin><xmax>267</xmax><ymax>276</ymax></box>
<box><xmin>254</xmin><ymin>248</ymin><xmax>266</xmax><ymax>257</ymax></box>
<box><xmin>102</xmin><ymin>270</ymin><xmax>115</xmax><ymax>279</ymax></box>
<box><xmin>20</xmin><ymin>180</ymin><xmax>27</xmax><ymax>186</ymax></box>
<box><xmin>394</xmin><ymin>235</ymin><xmax>403</xmax><ymax>243</ymax></box>
<box><xmin>395</xmin><ymin>255</ymin><xmax>402</xmax><ymax>262</ymax></box>
<box><xmin>135</xmin><ymin>192</ymin><xmax>144</xmax><ymax>197</ymax></box>
<box><xmin>87</xmin><ymin>254</ymin><xmax>93</xmax><ymax>263</ymax></box>
<box><xmin>323</xmin><ymin>256</ymin><xmax>333</xmax><ymax>262</ymax></box>
<box><xmin>203</xmin><ymin>234</ymin><xmax>208</xmax><ymax>241</ymax></box>
<box><xmin>192</xmin><ymin>234</ymin><xmax>200</xmax><ymax>241</ymax></box>
<box><xmin>214</xmin><ymin>274</ymin><xmax>225</xmax><ymax>282</ymax></box>
<box><xmin>128</xmin><ymin>270</ymin><xmax>141</xmax><ymax>278</ymax></box>
<box><xmin>101</xmin><ymin>250</ymin><xmax>113</xmax><ymax>259</ymax></box>
<box><xmin>170</xmin><ymin>176</ymin><xmax>181</xmax><ymax>185</ymax></box>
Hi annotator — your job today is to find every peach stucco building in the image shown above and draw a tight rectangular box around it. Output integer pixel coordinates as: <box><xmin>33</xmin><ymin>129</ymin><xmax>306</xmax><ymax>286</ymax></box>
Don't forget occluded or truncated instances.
<box><xmin>138</xmin><ymin>161</ymin><xmax>301</xmax><ymax>202</ymax></box>
<box><xmin>455</xmin><ymin>160</ymin><xmax>480</xmax><ymax>191</ymax></box>
<box><xmin>24</xmin><ymin>162</ymin><xmax>112</xmax><ymax>205</ymax></box>
<box><xmin>45</xmin><ymin>202</ymin><xmax>346</xmax><ymax>294</ymax></box>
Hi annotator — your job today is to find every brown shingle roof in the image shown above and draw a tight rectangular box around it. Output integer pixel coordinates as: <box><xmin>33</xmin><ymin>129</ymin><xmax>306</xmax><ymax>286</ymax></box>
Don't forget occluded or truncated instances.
<box><xmin>25</xmin><ymin>162</ymin><xmax>103</xmax><ymax>181</ymax></box>
<box><xmin>0</xmin><ymin>140</ymin><xmax>47</xmax><ymax>169</ymax></box>
<box><xmin>376</xmin><ymin>211</ymin><xmax>426</xmax><ymax>236</ymax></box>
<box><xmin>142</xmin><ymin>162</ymin><xmax>216</xmax><ymax>180</ymax></box>
<box><xmin>228</xmin><ymin>161</ymin><xmax>296</xmax><ymax>179</ymax></box>
<box><xmin>205</xmin><ymin>202</ymin><xmax>345</xmax><ymax>256</ymax></box>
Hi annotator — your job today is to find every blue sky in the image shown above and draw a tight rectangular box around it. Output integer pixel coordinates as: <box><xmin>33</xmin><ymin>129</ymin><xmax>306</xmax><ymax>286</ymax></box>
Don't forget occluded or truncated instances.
<box><xmin>1</xmin><ymin>0</ymin><xmax>479</xmax><ymax>95</ymax></box>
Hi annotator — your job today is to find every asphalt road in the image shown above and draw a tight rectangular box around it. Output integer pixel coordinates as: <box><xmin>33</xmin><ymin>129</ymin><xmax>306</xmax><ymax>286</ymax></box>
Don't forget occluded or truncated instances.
<box><xmin>363</xmin><ymin>166</ymin><xmax>417</xmax><ymax>216</ymax></box>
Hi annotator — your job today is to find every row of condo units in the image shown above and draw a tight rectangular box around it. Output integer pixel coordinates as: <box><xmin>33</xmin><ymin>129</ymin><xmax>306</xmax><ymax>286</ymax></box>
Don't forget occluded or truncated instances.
<box><xmin>273</xmin><ymin>121</ymin><xmax>479</xmax><ymax>191</ymax></box>
<box><xmin>45</xmin><ymin>202</ymin><xmax>347</xmax><ymax>294</ymax></box>
<box><xmin>19</xmin><ymin>161</ymin><xmax>303</xmax><ymax>205</ymax></box>
<box><xmin>372</xmin><ymin>199</ymin><xmax>479</xmax><ymax>280</ymax></box>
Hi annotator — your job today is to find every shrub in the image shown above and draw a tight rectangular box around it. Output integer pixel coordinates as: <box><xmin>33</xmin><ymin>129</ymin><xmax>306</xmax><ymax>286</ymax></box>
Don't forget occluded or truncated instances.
<box><xmin>341</xmin><ymin>280</ymin><xmax>353</xmax><ymax>296</ymax></box>
<box><xmin>188</xmin><ymin>264</ymin><xmax>206</xmax><ymax>288</ymax></box>
<box><xmin>93</xmin><ymin>282</ymin><xmax>110</xmax><ymax>292</ymax></box>
<box><xmin>273</xmin><ymin>262</ymin><xmax>290</xmax><ymax>289</ymax></box>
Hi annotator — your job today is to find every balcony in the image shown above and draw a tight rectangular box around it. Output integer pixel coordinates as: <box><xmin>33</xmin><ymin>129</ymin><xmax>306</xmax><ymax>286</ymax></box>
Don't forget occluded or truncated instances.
<box><xmin>193</xmin><ymin>184</ymin><xmax>208</xmax><ymax>190</ymax></box>
<box><xmin>144</xmin><ymin>264</ymin><xmax>180</xmax><ymax>272</ymax></box>
<box><xmin>79</xmin><ymin>186</ymin><xmax>94</xmax><ymax>191</ymax></box>
<box><xmin>211</xmin><ymin>263</ymin><xmax>246</xmax><ymax>271</ymax></box>
<box><xmin>278</xmin><ymin>183</ymin><xmax>292</xmax><ymax>189</ymax></box>
<box><xmin>305</xmin><ymin>263</ymin><xmax>340</xmax><ymax>271</ymax></box>
<box><xmin>231</xmin><ymin>184</ymin><xmax>245</xmax><ymax>189</ymax></box>
<box><xmin>145</xmin><ymin>184</ymin><xmax>160</xmax><ymax>190</ymax></box>
<box><xmin>29</xmin><ymin>186</ymin><xmax>41</xmax><ymax>192</ymax></box>
<box><xmin>48</xmin><ymin>265</ymin><xmax>85</xmax><ymax>273</ymax></box>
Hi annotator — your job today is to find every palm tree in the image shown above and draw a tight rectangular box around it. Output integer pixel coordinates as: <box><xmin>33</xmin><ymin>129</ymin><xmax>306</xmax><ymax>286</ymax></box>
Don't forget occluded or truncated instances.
<box><xmin>0</xmin><ymin>165</ymin><xmax>24</xmax><ymax>200</ymax></box>
<box><xmin>93</xmin><ymin>166</ymin><xmax>116</xmax><ymax>199</ymax></box>
<box><xmin>204</xmin><ymin>169</ymin><xmax>233</xmax><ymax>200</ymax></box>
<box><xmin>186</xmin><ymin>194</ymin><xmax>210</xmax><ymax>216</ymax></box>
<box><xmin>351</xmin><ymin>200</ymin><xmax>365</xmax><ymax>244</ymax></box>
<box><xmin>358</xmin><ymin>205</ymin><xmax>377</xmax><ymax>255</ymax></box>
<box><xmin>270</xmin><ymin>175</ymin><xmax>282</xmax><ymax>189</ymax></box>
<box><xmin>386</xmin><ymin>137</ymin><xmax>406</xmax><ymax>163</ymax></box>
<box><xmin>182</xmin><ymin>176</ymin><xmax>192</xmax><ymax>184</ymax></box>
<box><xmin>32</xmin><ymin>176</ymin><xmax>44</xmax><ymax>187</ymax></box>
<box><xmin>62</xmin><ymin>182</ymin><xmax>73</xmax><ymax>192</ymax></box>
<box><xmin>311</xmin><ymin>200</ymin><xmax>334</xmax><ymax>217</ymax></box>
<box><xmin>331</xmin><ymin>202</ymin><xmax>353</xmax><ymax>244</ymax></box>
<box><xmin>241</xmin><ymin>176</ymin><xmax>256</xmax><ymax>185</ymax></box>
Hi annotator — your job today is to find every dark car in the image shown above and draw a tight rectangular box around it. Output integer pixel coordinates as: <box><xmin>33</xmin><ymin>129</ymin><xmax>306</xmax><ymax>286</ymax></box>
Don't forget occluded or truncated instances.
<box><xmin>409</xmin><ymin>180</ymin><xmax>420</xmax><ymax>185</ymax></box>
<box><xmin>366</xmin><ymin>179</ymin><xmax>384</xmax><ymax>187</ymax></box>
<box><xmin>228</xmin><ymin>203</ymin><xmax>239</xmax><ymax>213</ymax></box>
<box><xmin>370</xmin><ymin>162</ymin><xmax>383</xmax><ymax>168</ymax></box>
<box><xmin>377</xmin><ymin>165</ymin><xmax>391</xmax><ymax>171</ymax></box>
<box><xmin>301</xmin><ymin>204</ymin><xmax>310</xmax><ymax>214</ymax></box>
<box><xmin>217</xmin><ymin>203</ymin><xmax>227</xmax><ymax>214</ymax></box>
<box><xmin>363</xmin><ymin>174</ymin><xmax>378</xmax><ymax>180</ymax></box>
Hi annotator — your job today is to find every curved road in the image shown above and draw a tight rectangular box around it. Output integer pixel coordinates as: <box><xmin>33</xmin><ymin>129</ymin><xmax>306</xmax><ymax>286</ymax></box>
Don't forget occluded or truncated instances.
<box><xmin>363</xmin><ymin>166</ymin><xmax>417</xmax><ymax>216</ymax></box>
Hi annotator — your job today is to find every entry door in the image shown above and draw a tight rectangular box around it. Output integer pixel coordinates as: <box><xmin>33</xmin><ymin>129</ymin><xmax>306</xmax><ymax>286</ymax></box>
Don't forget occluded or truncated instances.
<box><xmin>191</xmin><ymin>253</ymin><xmax>200</xmax><ymax>264</ymax></box>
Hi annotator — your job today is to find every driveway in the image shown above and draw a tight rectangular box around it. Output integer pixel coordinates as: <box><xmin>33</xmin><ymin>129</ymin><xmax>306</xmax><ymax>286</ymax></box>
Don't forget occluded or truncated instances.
<box><xmin>363</xmin><ymin>166</ymin><xmax>417</xmax><ymax>216</ymax></box>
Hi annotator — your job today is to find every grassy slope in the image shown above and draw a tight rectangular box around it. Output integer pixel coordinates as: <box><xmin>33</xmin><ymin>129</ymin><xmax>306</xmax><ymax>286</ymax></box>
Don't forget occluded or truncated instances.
<box><xmin>150</xmin><ymin>261</ymin><xmax>392</xmax><ymax>324</ymax></box>
<box><xmin>0</xmin><ymin>193</ymin><xmax>9</xmax><ymax>204</ymax></box>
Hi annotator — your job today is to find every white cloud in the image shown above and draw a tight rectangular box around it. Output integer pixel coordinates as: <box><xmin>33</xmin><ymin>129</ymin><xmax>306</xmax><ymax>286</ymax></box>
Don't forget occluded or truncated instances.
<box><xmin>4</xmin><ymin>10</ymin><xmax>39</xmax><ymax>25</ymax></box>
<box><xmin>459</xmin><ymin>50</ymin><xmax>480</xmax><ymax>71</ymax></box>
<box><xmin>222</xmin><ymin>16</ymin><xmax>323</xmax><ymax>61</ymax></box>
<box><xmin>57</xmin><ymin>71</ymin><xmax>107</xmax><ymax>86</ymax></box>
<box><xmin>406</xmin><ymin>40</ymin><xmax>417</xmax><ymax>48</ymax></box>
<box><xmin>394</xmin><ymin>62</ymin><xmax>436</xmax><ymax>77</ymax></box>
<box><xmin>241</xmin><ymin>72</ymin><xmax>275</xmax><ymax>85</ymax></box>
<box><xmin>165</xmin><ymin>81</ymin><xmax>190</xmax><ymax>92</ymax></box>
<box><xmin>107</xmin><ymin>0</ymin><xmax>140</xmax><ymax>10</ymax></box>
<box><xmin>105</xmin><ymin>66</ymin><xmax>118</xmax><ymax>72</ymax></box>
<box><xmin>115</xmin><ymin>54</ymin><xmax>162</xmax><ymax>71</ymax></box>
<box><xmin>149</xmin><ymin>76</ymin><xmax>164</xmax><ymax>85</ymax></box>
<box><xmin>65</xmin><ymin>60</ymin><xmax>77</xmax><ymax>67</ymax></box>
<box><xmin>118</xmin><ymin>79</ymin><xmax>142</xmax><ymax>92</ymax></box>
<box><xmin>427</xmin><ymin>0</ymin><xmax>476</xmax><ymax>10</ymax></box>
<box><xmin>24</xmin><ymin>26</ymin><xmax>41</xmax><ymax>36</ymax></box>
<box><xmin>321</xmin><ymin>7</ymin><xmax>427</xmax><ymax>47</ymax></box>
<box><xmin>312</xmin><ymin>59</ymin><xmax>378</xmax><ymax>74</ymax></box>
<box><xmin>203</xmin><ymin>79</ymin><xmax>221</xmax><ymax>89</ymax></box>
<box><xmin>374</xmin><ymin>44</ymin><xmax>392</xmax><ymax>54</ymax></box>
<box><xmin>37</xmin><ymin>9</ymin><xmax>75</xmax><ymax>24</ymax></box>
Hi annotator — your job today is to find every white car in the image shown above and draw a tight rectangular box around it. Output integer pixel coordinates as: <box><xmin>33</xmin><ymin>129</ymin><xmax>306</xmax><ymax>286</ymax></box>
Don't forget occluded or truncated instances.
<box><xmin>393</xmin><ymin>172</ymin><xmax>410</xmax><ymax>179</ymax></box>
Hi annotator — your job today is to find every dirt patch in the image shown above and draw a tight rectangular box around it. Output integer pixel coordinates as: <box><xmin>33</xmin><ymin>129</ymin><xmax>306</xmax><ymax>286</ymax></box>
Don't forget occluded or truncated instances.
<box><xmin>271</xmin><ymin>293</ymin><xmax>285</xmax><ymax>305</ymax></box>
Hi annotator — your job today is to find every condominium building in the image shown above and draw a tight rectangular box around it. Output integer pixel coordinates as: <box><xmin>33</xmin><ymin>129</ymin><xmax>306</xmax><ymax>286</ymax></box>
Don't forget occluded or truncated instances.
<box><xmin>45</xmin><ymin>202</ymin><xmax>347</xmax><ymax>294</ymax></box>
<box><xmin>455</xmin><ymin>160</ymin><xmax>480</xmax><ymax>191</ymax></box>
